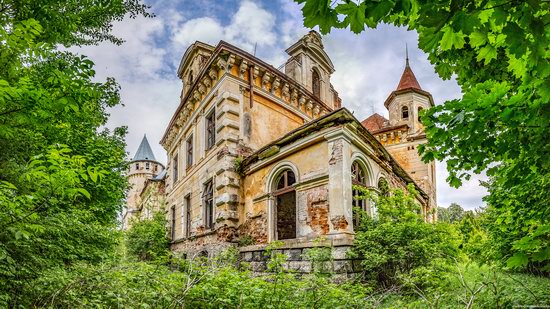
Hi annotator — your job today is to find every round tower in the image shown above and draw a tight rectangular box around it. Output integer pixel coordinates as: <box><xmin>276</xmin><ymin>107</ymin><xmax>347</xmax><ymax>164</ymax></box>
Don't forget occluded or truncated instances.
<box><xmin>381</xmin><ymin>53</ymin><xmax>437</xmax><ymax>220</ymax></box>
<box><xmin>123</xmin><ymin>135</ymin><xmax>165</xmax><ymax>229</ymax></box>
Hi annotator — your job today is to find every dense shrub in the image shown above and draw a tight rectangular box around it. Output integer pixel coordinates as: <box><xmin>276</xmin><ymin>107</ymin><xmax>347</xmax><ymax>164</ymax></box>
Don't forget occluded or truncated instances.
<box><xmin>352</xmin><ymin>184</ymin><xmax>460</xmax><ymax>290</ymax></box>
<box><xmin>24</xmin><ymin>254</ymin><xmax>373</xmax><ymax>308</ymax></box>
<box><xmin>125</xmin><ymin>211</ymin><xmax>171</xmax><ymax>261</ymax></box>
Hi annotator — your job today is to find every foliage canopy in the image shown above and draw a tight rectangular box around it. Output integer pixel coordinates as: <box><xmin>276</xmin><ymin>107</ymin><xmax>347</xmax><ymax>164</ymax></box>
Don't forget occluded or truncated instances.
<box><xmin>296</xmin><ymin>0</ymin><xmax>550</xmax><ymax>272</ymax></box>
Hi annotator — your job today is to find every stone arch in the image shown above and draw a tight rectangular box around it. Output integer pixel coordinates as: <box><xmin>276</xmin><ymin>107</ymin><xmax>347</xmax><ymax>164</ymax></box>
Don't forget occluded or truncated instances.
<box><xmin>265</xmin><ymin>161</ymin><xmax>300</xmax><ymax>193</ymax></box>
<box><xmin>350</xmin><ymin>153</ymin><xmax>375</xmax><ymax>229</ymax></box>
<box><xmin>350</xmin><ymin>153</ymin><xmax>375</xmax><ymax>186</ymax></box>
<box><xmin>265</xmin><ymin>161</ymin><xmax>300</xmax><ymax>241</ymax></box>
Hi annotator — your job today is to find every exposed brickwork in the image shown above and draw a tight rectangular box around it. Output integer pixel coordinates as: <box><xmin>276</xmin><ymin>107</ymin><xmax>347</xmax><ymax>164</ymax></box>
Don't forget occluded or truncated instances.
<box><xmin>328</xmin><ymin>139</ymin><xmax>342</xmax><ymax>165</ymax></box>
<box><xmin>305</xmin><ymin>187</ymin><xmax>329</xmax><ymax>235</ymax></box>
<box><xmin>330</xmin><ymin>215</ymin><xmax>348</xmax><ymax>231</ymax></box>
<box><xmin>238</xmin><ymin>212</ymin><xmax>268</xmax><ymax>244</ymax></box>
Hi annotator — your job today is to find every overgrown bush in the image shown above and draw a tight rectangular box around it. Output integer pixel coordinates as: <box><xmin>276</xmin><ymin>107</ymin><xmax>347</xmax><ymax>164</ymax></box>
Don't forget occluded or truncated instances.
<box><xmin>125</xmin><ymin>211</ymin><xmax>170</xmax><ymax>261</ymax></box>
<box><xmin>352</xmin><ymin>184</ymin><xmax>460</xmax><ymax>290</ymax></box>
<box><xmin>23</xmin><ymin>250</ymin><xmax>374</xmax><ymax>308</ymax></box>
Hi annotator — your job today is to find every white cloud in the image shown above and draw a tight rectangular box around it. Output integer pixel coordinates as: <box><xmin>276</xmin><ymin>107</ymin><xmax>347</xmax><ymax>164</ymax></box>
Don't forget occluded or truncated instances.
<box><xmin>171</xmin><ymin>1</ymin><xmax>276</xmax><ymax>54</ymax></box>
<box><xmin>172</xmin><ymin>17</ymin><xmax>225</xmax><ymax>48</ymax></box>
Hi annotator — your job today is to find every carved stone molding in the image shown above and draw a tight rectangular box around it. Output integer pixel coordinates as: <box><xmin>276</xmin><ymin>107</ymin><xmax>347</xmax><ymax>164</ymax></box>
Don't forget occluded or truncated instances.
<box><xmin>261</xmin><ymin>72</ymin><xmax>271</xmax><ymax>90</ymax></box>
<box><xmin>239</xmin><ymin>60</ymin><xmax>248</xmax><ymax>78</ymax></box>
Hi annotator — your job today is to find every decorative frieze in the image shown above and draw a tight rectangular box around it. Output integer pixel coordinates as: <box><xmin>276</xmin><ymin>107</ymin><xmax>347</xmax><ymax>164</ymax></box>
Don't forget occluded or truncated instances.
<box><xmin>261</xmin><ymin>72</ymin><xmax>271</xmax><ymax>90</ymax></box>
<box><xmin>239</xmin><ymin>60</ymin><xmax>248</xmax><ymax>78</ymax></box>
<box><xmin>271</xmin><ymin>77</ymin><xmax>281</xmax><ymax>94</ymax></box>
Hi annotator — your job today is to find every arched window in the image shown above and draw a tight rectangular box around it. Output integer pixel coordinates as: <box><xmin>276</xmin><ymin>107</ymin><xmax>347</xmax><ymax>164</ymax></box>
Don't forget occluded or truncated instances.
<box><xmin>273</xmin><ymin>169</ymin><xmax>296</xmax><ymax>240</ymax></box>
<box><xmin>418</xmin><ymin>106</ymin><xmax>424</xmax><ymax>123</ymax></box>
<box><xmin>402</xmin><ymin>106</ymin><xmax>409</xmax><ymax>119</ymax></box>
<box><xmin>378</xmin><ymin>178</ymin><xmax>390</xmax><ymax>197</ymax></box>
<box><xmin>312</xmin><ymin>69</ymin><xmax>320</xmax><ymax>98</ymax></box>
<box><xmin>351</xmin><ymin>161</ymin><xmax>367</xmax><ymax>229</ymax></box>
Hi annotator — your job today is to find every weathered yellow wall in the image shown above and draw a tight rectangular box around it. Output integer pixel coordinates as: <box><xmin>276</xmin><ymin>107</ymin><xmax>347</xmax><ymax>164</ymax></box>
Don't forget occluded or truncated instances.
<box><xmin>246</xmin><ymin>93</ymin><xmax>304</xmax><ymax>151</ymax></box>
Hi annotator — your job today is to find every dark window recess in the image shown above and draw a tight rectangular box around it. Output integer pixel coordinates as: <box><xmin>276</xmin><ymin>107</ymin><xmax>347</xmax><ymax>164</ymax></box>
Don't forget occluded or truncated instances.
<box><xmin>312</xmin><ymin>69</ymin><xmax>320</xmax><ymax>98</ymax></box>
<box><xmin>188</xmin><ymin>70</ymin><xmax>194</xmax><ymax>85</ymax></box>
<box><xmin>402</xmin><ymin>106</ymin><xmax>409</xmax><ymax>119</ymax></box>
<box><xmin>185</xmin><ymin>194</ymin><xmax>191</xmax><ymax>238</ymax></box>
<box><xmin>171</xmin><ymin>205</ymin><xmax>176</xmax><ymax>240</ymax></box>
<box><xmin>186</xmin><ymin>135</ymin><xmax>193</xmax><ymax>168</ymax></box>
<box><xmin>206</xmin><ymin>111</ymin><xmax>216</xmax><ymax>150</ymax></box>
<box><xmin>418</xmin><ymin>106</ymin><xmax>424</xmax><ymax>123</ymax></box>
<box><xmin>145</xmin><ymin>162</ymin><xmax>150</xmax><ymax>170</ymax></box>
<box><xmin>135</xmin><ymin>163</ymin><xmax>139</xmax><ymax>170</ymax></box>
<box><xmin>274</xmin><ymin>170</ymin><xmax>297</xmax><ymax>240</ymax></box>
<box><xmin>173</xmin><ymin>155</ymin><xmax>179</xmax><ymax>183</ymax></box>
<box><xmin>203</xmin><ymin>180</ymin><xmax>214</xmax><ymax>229</ymax></box>
<box><xmin>351</xmin><ymin>161</ymin><xmax>367</xmax><ymax>229</ymax></box>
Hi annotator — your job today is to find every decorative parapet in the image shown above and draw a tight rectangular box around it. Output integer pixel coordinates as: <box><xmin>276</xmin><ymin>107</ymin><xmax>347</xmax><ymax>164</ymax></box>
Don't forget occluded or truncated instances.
<box><xmin>161</xmin><ymin>42</ymin><xmax>333</xmax><ymax>149</ymax></box>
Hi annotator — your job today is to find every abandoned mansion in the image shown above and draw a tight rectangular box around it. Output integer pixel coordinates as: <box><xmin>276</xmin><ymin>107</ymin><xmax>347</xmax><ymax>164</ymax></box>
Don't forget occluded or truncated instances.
<box><xmin>123</xmin><ymin>31</ymin><xmax>437</xmax><ymax>266</ymax></box>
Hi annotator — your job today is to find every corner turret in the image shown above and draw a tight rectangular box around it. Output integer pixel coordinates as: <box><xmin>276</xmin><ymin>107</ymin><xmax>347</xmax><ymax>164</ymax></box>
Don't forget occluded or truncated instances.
<box><xmin>123</xmin><ymin>135</ymin><xmax>165</xmax><ymax>229</ymax></box>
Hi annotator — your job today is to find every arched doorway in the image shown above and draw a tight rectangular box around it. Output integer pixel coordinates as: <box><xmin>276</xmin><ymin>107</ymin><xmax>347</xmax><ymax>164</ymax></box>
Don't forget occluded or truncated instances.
<box><xmin>273</xmin><ymin>169</ymin><xmax>296</xmax><ymax>240</ymax></box>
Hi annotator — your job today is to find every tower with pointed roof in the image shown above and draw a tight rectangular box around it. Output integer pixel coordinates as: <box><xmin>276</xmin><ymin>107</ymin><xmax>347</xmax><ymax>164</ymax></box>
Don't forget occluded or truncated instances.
<box><xmin>362</xmin><ymin>55</ymin><xmax>437</xmax><ymax>220</ymax></box>
<box><xmin>123</xmin><ymin>135</ymin><xmax>166</xmax><ymax>229</ymax></box>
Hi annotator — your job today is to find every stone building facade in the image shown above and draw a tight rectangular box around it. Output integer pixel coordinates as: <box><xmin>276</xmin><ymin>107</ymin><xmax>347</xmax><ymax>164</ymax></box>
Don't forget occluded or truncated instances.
<box><xmin>124</xmin><ymin>31</ymin><xmax>437</xmax><ymax>272</ymax></box>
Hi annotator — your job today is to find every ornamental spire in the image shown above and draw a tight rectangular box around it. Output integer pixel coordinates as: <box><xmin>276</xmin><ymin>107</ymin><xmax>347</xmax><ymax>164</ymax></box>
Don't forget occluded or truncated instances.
<box><xmin>396</xmin><ymin>45</ymin><xmax>421</xmax><ymax>91</ymax></box>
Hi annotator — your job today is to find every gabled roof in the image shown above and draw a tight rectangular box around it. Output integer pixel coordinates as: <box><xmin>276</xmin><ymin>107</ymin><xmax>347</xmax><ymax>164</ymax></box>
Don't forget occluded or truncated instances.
<box><xmin>396</xmin><ymin>59</ymin><xmax>421</xmax><ymax>91</ymax></box>
<box><xmin>361</xmin><ymin>113</ymin><xmax>389</xmax><ymax>132</ymax></box>
<box><xmin>132</xmin><ymin>135</ymin><xmax>156</xmax><ymax>162</ymax></box>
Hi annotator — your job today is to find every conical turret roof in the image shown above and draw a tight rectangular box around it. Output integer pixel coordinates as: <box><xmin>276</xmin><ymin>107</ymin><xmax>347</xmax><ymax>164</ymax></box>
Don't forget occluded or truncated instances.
<box><xmin>132</xmin><ymin>135</ymin><xmax>156</xmax><ymax>161</ymax></box>
<box><xmin>396</xmin><ymin>58</ymin><xmax>421</xmax><ymax>91</ymax></box>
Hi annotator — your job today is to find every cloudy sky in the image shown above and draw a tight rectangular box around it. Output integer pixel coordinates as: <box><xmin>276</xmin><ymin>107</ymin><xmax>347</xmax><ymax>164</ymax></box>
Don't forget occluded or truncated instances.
<box><xmin>76</xmin><ymin>0</ymin><xmax>487</xmax><ymax>209</ymax></box>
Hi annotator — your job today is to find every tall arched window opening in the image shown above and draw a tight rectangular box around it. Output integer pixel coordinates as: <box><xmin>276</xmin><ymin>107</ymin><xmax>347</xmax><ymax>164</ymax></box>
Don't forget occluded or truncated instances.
<box><xmin>417</xmin><ymin>106</ymin><xmax>424</xmax><ymax>123</ymax></box>
<box><xmin>312</xmin><ymin>69</ymin><xmax>320</xmax><ymax>98</ymax></box>
<box><xmin>273</xmin><ymin>170</ymin><xmax>296</xmax><ymax>240</ymax></box>
<box><xmin>351</xmin><ymin>161</ymin><xmax>367</xmax><ymax>229</ymax></box>
<box><xmin>401</xmin><ymin>106</ymin><xmax>409</xmax><ymax>119</ymax></box>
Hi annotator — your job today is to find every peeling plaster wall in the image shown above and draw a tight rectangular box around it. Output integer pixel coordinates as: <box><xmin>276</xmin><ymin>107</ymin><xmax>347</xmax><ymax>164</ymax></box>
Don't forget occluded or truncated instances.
<box><xmin>241</xmin><ymin>141</ymin><xmax>329</xmax><ymax>243</ymax></box>
<box><xmin>245</xmin><ymin>93</ymin><xmax>304</xmax><ymax>151</ymax></box>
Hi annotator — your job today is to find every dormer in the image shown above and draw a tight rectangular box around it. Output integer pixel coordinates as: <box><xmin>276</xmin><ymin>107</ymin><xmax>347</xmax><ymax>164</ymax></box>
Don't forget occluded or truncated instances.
<box><xmin>384</xmin><ymin>57</ymin><xmax>434</xmax><ymax>134</ymax></box>
<box><xmin>284</xmin><ymin>31</ymin><xmax>340</xmax><ymax>109</ymax></box>
<box><xmin>177</xmin><ymin>41</ymin><xmax>215</xmax><ymax>99</ymax></box>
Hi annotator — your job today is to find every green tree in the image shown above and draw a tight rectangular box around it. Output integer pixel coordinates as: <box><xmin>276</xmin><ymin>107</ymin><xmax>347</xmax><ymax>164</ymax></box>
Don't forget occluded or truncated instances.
<box><xmin>296</xmin><ymin>0</ymin><xmax>549</xmax><ymax>272</ymax></box>
<box><xmin>0</xmin><ymin>1</ymin><xmax>150</xmax><ymax>305</ymax></box>
<box><xmin>125</xmin><ymin>212</ymin><xmax>171</xmax><ymax>262</ymax></box>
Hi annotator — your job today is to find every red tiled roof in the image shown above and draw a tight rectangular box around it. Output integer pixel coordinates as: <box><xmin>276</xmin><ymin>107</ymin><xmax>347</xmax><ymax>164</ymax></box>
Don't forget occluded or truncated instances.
<box><xmin>396</xmin><ymin>62</ymin><xmax>421</xmax><ymax>91</ymax></box>
<box><xmin>361</xmin><ymin>113</ymin><xmax>389</xmax><ymax>132</ymax></box>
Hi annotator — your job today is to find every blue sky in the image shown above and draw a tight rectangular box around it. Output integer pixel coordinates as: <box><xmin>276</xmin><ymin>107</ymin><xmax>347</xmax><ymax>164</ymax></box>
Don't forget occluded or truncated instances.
<box><xmin>75</xmin><ymin>0</ymin><xmax>488</xmax><ymax>210</ymax></box>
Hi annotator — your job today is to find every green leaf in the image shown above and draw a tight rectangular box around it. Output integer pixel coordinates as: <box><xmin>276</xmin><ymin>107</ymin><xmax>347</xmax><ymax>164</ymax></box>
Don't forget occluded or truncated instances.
<box><xmin>366</xmin><ymin>0</ymin><xmax>395</xmax><ymax>23</ymax></box>
<box><xmin>440</xmin><ymin>27</ymin><xmax>465</xmax><ymax>51</ymax></box>
<box><xmin>336</xmin><ymin>2</ymin><xmax>366</xmax><ymax>33</ymax></box>
<box><xmin>469</xmin><ymin>31</ymin><xmax>487</xmax><ymax>48</ymax></box>
<box><xmin>507</xmin><ymin>253</ymin><xmax>528</xmax><ymax>268</ymax></box>
<box><xmin>477</xmin><ymin>45</ymin><xmax>497</xmax><ymax>64</ymax></box>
